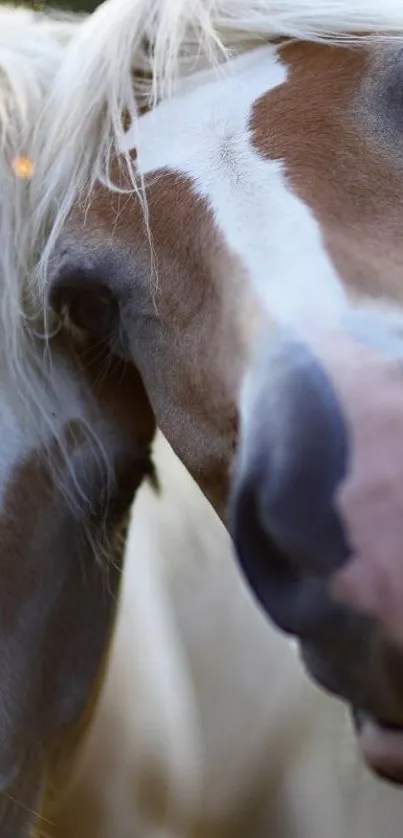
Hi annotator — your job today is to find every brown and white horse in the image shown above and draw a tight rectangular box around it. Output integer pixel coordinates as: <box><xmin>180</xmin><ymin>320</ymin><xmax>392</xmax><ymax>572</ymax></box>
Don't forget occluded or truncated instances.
<box><xmin>33</xmin><ymin>0</ymin><xmax>403</xmax><ymax>783</ymax></box>
<box><xmin>0</xmin><ymin>7</ymin><xmax>157</xmax><ymax>835</ymax></box>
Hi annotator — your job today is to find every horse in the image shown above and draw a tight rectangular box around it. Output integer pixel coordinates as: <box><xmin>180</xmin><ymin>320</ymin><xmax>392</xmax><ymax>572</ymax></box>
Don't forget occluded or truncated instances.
<box><xmin>0</xmin><ymin>7</ymin><xmax>158</xmax><ymax>834</ymax></box>
<box><xmin>32</xmin><ymin>0</ymin><xmax>403</xmax><ymax>784</ymax></box>
<box><xmin>48</xmin><ymin>433</ymin><xmax>403</xmax><ymax>838</ymax></box>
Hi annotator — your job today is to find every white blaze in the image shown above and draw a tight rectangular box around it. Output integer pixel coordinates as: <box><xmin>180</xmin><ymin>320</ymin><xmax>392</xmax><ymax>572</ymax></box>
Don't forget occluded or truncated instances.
<box><xmin>120</xmin><ymin>45</ymin><xmax>347</xmax><ymax>329</ymax></box>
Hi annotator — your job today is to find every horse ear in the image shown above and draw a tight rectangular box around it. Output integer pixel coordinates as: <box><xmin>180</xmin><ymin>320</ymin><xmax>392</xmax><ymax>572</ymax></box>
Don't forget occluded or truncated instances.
<box><xmin>50</xmin><ymin>267</ymin><xmax>120</xmax><ymax>341</ymax></box>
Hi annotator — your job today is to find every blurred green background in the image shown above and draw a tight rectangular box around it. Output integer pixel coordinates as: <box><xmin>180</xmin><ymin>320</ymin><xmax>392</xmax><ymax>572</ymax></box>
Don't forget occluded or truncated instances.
<box><xmin>21</xmin><ymin>0</ymin><xmax>101</xmax><ymax>14</ymax></box>
<box><xmin>55</xmin><ymin>0</ymin><xmax>100</xmax><ymax>10</ymax></box>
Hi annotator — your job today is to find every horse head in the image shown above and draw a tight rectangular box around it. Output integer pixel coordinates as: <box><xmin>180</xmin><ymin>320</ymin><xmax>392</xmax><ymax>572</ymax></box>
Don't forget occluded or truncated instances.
<box><xmin>34</xmin><ymin>0</ymin><xmax>403</xmax><ymax>783</ymax></box>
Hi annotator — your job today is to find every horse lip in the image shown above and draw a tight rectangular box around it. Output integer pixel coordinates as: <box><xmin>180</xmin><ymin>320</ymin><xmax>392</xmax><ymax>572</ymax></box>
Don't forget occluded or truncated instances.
<box><xmin>352</xmin><ymin>710</ymin><xmax>403</xmax><ymax>785</ymax></box>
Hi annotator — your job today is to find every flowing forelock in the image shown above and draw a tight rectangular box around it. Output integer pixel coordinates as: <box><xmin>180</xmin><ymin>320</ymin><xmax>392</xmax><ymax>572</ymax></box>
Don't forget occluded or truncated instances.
<box><xmin>0</xmin><ymin>6</ymin><xmax>81</xmax><ymax>404</ymax></box>
<box><xmin>32</xmin><ymin>0</ymin><xmax>403</xmax><ymax>302</ymax></box>
<box><xmin>0</xmin><ymin>4</ymin><xmax>110</xmax><ymax>504</ymax></box>
<box><xmin>0</xmin><ymin>6</ymin><xmax>78</xmax><ymax>342</ymax></box>
<box><xmin>0</xmin><ymin>5</ymin><xmax>138</xmax><ymax>556</ymax></box>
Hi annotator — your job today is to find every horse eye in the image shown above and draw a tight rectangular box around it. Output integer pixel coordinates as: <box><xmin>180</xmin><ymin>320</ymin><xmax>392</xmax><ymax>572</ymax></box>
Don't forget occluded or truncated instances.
<box><xmin>50</xmin><ymin>269</ymin><xmax>119</xmax><ymax>338</ymax></box>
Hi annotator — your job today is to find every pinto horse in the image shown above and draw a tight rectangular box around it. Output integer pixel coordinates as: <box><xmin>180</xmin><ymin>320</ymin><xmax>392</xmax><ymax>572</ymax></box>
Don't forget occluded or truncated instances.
<box><xmin>33</xmin><ymin>0</ymin><xmax>403</xmax><ymax>783</ymax></box>
<box><xmin>0</xmin><ymin>7</ymin><xmax>156</xmax><ymax>835</ymax></box>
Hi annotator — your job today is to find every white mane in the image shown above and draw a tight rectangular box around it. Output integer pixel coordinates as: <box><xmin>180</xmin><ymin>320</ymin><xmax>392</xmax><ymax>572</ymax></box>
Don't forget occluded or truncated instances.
<box><xmin>0</xmin><ymin>4</ymin><xmax>108</xmax><ymax>503</ymax></box>
<box><xmin>0</xmin><ymin>6</ymin><xmax>149</xmax><ymax>528</ymax></box>
<box><xmin>0</xmin><ymin>5</ymin><xmax>80</xmax><ymax>401</ymax></box>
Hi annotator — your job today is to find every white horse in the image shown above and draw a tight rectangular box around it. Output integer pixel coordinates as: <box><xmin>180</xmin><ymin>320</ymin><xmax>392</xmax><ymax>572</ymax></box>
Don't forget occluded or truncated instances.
<box><xmin>50</xmin><ymin>434</ymin><xmax>403</xmax><ymax>838</ymax></box>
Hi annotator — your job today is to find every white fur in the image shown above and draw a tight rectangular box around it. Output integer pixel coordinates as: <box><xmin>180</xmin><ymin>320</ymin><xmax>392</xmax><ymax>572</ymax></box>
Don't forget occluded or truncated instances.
<box><xmin>126</xmin><ymin>45</ymin><xmax>346</xmax><ymax>327</ymax></box>
<box><xmin>0</xmin><ymin>401</ymin><xmax>31</xmax><ymax>508</ymax></box>
<box><xmin>0</xmin><ymin>363</ymin><xmax>88</xmax><ymax>509</ymax></box>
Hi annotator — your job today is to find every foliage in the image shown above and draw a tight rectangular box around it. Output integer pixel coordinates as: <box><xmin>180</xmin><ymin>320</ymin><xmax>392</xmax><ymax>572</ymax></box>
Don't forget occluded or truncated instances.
<box><xmin>6</xmin><ymin>0</ymin><xmax>101</xmax><ymax>13</ymax></box>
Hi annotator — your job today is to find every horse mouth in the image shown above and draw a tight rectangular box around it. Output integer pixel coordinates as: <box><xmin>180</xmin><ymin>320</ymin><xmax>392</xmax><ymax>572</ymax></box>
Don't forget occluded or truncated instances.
<box><xmin>352</xmin><ymin>709</ymin><xmax>403</xmax><ymax>785</ymax></box>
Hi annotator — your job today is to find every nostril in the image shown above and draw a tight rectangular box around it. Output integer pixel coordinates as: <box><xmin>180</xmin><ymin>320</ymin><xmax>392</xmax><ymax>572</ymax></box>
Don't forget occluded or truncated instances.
<box><xmin>232</xmin><ymin>477</ymin><xmax>297</xmax><ymax>615</ymax></box>
<box><xmin>230</xmin><ymin>336</ymin><xmax>353</xmax><ymax>639</ymax></box>
<box><xmin>231</xmin><ymin>475</ymin><xmax>347</xmax><ymax>639</ymax></box>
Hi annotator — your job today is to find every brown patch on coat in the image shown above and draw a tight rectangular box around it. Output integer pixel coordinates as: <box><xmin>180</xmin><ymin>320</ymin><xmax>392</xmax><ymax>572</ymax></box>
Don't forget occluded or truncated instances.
<box><xmin>251</xmin><ymin>42</ymin><xmax>403</xmax><ymax>303</ymax></box>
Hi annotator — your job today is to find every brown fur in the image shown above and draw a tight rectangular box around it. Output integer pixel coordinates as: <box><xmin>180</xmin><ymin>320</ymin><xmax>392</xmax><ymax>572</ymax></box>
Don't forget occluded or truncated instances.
<box><xmin>62</xmin><ymin>175</ymin><xmax>243</xmax><ymax>515</ymax></box>
<box><xmin>251</xmin><ymin>43</ymin><xmax>403</xmax><ymax>301</ymax></box>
